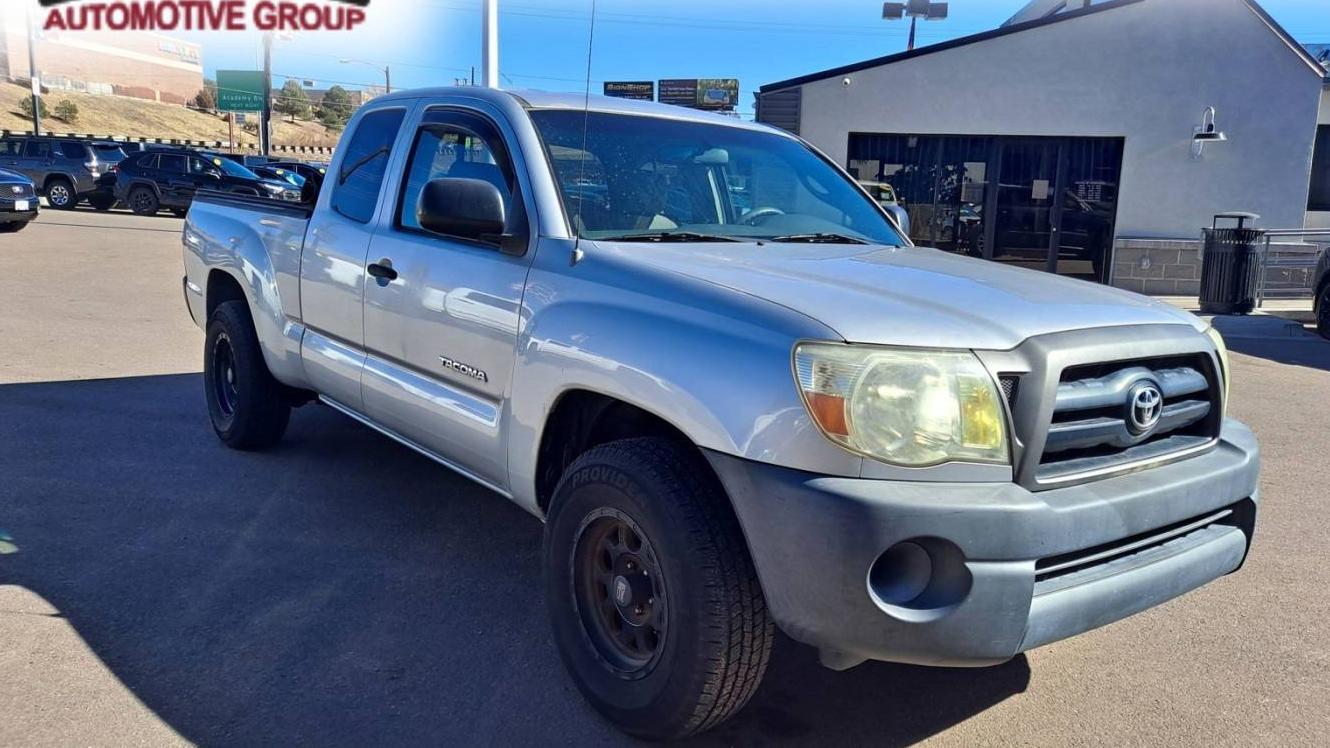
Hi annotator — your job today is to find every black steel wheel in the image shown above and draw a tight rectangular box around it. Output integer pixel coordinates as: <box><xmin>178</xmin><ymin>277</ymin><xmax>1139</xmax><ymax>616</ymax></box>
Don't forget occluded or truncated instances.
<box><xmin>572</xmin><ymin>510</ymin><xmax>667</xmax><ymax>675</ymax></box>
<box><xmin>545</xmin><ymin>437</ymin><xmax>772</xmax><ymax>741</ymax></box>
<box><xmin>204</xmin><ymin>300</ymin><xmax>290</xmax><ymax>450</ymax></box>
<box><xmin>45</xmin><ymin>177</ymin><xmax>76</xmax><ymax>210</ymax></box>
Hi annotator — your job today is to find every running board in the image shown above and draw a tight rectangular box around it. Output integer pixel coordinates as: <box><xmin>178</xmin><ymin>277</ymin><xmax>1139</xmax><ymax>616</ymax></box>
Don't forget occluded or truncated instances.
<box><xmin>318</xmin><ymin>395</ymin><xmax>513</xmax><ymax>500</ymax></box>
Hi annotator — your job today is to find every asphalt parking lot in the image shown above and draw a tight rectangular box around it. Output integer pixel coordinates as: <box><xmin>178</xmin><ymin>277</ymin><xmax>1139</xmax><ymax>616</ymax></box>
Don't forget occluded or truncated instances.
<box><xmin>2</xmin><ymin>208</ymin><xmax>1329</xmax><ymax>746</ymax></box>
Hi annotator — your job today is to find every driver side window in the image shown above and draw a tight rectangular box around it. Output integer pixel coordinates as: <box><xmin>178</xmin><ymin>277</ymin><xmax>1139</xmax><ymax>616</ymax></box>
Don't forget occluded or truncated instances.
<box><xmin>396</xmin><ymin>115</ymin><xmax>516</xmax><ymax>234</ymax></box>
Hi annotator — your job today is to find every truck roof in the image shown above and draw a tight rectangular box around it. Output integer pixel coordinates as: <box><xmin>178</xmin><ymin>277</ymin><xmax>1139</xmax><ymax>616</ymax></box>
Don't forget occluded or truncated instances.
<box><xmin>366</xmin><ymin>86</ymin><xmax>781</xmax><ymax>135</ymax></box>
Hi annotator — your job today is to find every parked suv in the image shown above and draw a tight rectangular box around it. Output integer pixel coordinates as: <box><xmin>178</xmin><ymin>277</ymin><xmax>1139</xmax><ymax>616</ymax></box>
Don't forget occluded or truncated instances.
<box><xmin>0</xmin><ymin>167</ymin><xmax>38</xmax><ymax>232</ymax></box>
<box><xmin>113</xmin><ymin>149</ymin><xmax>302</xmax><ymax>216</ymax></box>
<box><xmin>0</xmin><ymin>136</ymin><xmax>126</xmax><ymax>210</ymax></box>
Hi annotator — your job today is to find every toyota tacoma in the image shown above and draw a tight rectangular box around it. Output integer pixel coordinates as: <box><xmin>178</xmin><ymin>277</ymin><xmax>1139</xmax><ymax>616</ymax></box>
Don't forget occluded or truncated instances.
<box><xmin>181</xmin><ymin>88</ymin><xmax>1260</xmax><ymax>740</ymax></box>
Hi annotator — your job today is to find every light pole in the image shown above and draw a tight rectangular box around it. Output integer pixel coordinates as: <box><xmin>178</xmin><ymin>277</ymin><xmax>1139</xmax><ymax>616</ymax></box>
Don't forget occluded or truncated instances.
<box><xmin>482</xmin><ymin>0</ymin><xmax>498</xmax><ymax>89</ymax></box>
<box><xmin>26</xmin><ymin>2</ymin><xmax>41</xmax><ymax>133</ymax></box>
<box><xmin>339</xmin><ymin>58</ymin><xmax>391</xmax><ymax>95</ymax></box>
<box><xmin>882</xmin><ymin>1</ymin><xmax>949</xmax><ymax>51</ymax></box>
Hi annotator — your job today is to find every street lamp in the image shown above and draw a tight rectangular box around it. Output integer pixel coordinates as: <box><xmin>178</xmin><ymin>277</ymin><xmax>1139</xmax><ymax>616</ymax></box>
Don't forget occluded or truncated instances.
<box><xmin>883</xmin><ymin>1</ymin><xmax>949</xmax><ymax>51</ymax></box>
<box><xmin>338</xmin><ymin>58</ymin><xmax>392</xmax><ymax>94</ymax></box>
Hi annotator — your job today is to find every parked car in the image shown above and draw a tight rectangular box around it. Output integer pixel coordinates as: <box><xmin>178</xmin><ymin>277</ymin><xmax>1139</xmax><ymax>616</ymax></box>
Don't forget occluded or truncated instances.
<box><xmin>268</xmin><ymin>161</ymin><xmax>326</xmax><ymax>191</ymax></box>
<box><xmin>1314</xmin><ymin>245</ymin><xmax>1330</xmax><ymax>339</ymax></box>
<box><xmin>251</xmin><ymin>164</ymin><xmax>306</xmax><ymax>189</ymax></box>
<box><xmin>0</xmin><ymin>136</ymin><xmax>126</xmax><ymax>210</ymax></box>
<box><xmin>0</xmin><ymin>167</ymin><xmax>38</xmax><ymax>232</ymax></box>
<box><xmin>183</xmin><ymin>88</ymin><xmax>1259</xmax><ymax>741</ymax></box>
<box><xmin>113</xmin><ymin>149</ymin><xmax>302</xmax><ymax>216</ymax></box>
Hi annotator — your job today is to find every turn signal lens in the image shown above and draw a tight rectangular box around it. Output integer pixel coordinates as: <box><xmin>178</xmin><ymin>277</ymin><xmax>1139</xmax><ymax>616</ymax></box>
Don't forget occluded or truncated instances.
<box><xmin>794</xmin><ymin>343</ymin><xmax>1010</xmax><ymax>467</ymax></box>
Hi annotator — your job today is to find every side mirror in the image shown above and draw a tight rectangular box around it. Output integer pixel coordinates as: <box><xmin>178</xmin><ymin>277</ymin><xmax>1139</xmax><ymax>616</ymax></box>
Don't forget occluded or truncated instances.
<box><xmin>417</xmin><ymin>177</ymin><xmax>511</xmax><ymax>248</ymax></box>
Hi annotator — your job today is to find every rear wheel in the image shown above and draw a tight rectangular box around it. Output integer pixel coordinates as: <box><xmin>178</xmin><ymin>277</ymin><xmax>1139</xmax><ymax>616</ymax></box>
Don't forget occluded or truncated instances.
<box><xmin>544</xmin><ymin>438</ymin><xmax>773</xmax><ymax>740</ymax></box>
<box><xmin>88</xmin><ymin>194</ymin><xmax>116</xmax><ymax>211</ymax></box>
<box><xmin>128</xmin><ymin>186</ymin><xmax>159</xmax><ymax>216</ymax></box>
<box><xmin>204</xmin><ymin>300</ymin><xmax>290</xmax><ymax>450</ymax></box>
<box><xmin>45</xmin><ymin>177</ymin><xmax>76</xmax><ymax>210</ymax></box>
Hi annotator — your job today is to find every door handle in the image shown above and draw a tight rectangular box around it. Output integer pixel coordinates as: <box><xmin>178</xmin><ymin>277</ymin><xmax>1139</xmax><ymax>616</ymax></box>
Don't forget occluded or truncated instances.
<box><xmin>367</xmin><ymin>259</ymin><xmax>398</xmax><ymax>282</ymax></box>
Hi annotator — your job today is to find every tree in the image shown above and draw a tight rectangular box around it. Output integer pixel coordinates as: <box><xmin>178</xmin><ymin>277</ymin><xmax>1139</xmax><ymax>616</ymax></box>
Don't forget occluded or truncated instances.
<box><xmin>274</xmin><ymin>80</ymin><xmax>312</xmax><ymax>123</ymax></box>
<box><xmin>316</xmin><ymin>85</ymin><xmax>354</xmax><ymax>128</ymax></box>
<box><xmin>18</xmin><ymin>96</ymin><xmax>49</xmax><ymax>121</ymax></box>
<box><xmin>53</xmin><ymin>100</ymin><xmax>79</xmax><ymax>125</ymax></box>
<box><xmin>193</xmin><ymin>79</ymin><xmax>217</xmax><ymax>111</ymax></box>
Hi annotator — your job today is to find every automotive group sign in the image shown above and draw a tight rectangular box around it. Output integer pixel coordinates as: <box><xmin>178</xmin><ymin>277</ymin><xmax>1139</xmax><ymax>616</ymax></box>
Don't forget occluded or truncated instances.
<box><xmin>39</xmin><ymin>0</ymin><xmax>369</xmax><ymax>32</ymax></box>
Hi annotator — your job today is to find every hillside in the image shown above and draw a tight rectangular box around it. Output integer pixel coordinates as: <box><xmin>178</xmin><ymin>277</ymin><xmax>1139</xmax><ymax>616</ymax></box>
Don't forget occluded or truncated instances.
<box><xmin>0</xmin><ymin>83</ymin><xmax>341</xmax><ymax>151</ymax></box>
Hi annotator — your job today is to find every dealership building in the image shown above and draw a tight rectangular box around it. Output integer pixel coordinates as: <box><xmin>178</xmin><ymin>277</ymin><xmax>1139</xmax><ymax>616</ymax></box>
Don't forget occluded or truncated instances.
<box><xmin>757</xmin><ymin>0</ymin><xmax>1330</xmax><ymax>295</ymax></box>
<box><xmin>0</xmin><ymin>7</ymin><xmax>203</xmax><ymax>105</ymax></box>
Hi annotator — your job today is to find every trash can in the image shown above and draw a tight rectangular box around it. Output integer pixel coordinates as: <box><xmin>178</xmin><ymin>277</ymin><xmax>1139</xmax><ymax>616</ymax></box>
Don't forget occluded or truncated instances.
<box><xmin>1199</xmin><ymin>212</ymin><xmax>1263</xmax><ymax>315</ymax></box>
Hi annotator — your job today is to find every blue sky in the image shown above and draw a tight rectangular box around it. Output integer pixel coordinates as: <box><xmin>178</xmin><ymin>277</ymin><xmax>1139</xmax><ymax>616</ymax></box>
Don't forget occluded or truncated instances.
<box><xmin>191</xmin><ymin>0</ymin><xmax>1330</xmax><ymax>118</ymax></box>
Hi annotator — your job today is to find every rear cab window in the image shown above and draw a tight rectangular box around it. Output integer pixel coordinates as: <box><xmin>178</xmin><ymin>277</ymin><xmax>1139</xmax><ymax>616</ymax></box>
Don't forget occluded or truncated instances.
<box><xmin>332</xmin><ymin>108</ymin><xmax>408</xmax><ymax>224</ymax></box>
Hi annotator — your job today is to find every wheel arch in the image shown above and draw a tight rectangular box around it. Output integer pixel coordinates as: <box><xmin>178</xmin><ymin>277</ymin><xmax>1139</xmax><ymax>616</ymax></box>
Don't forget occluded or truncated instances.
<box><xmin>534</xmin><ymin>389</ymin><xmax>701</xmax><ymax>515</ymax></box>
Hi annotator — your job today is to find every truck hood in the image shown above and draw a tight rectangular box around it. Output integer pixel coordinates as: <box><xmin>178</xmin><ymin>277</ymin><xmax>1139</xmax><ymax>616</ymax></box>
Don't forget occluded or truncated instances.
<box><xmin>596</xmin><ymin>241</ymin><xmax>1204</xmax><ymax>350</ymax></box>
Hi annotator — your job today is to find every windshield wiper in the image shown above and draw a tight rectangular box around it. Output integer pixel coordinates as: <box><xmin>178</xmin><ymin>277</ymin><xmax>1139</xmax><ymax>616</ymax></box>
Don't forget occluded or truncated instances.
<box><xmin>767</xmin><ymin>233</ymin><xmax>870</xmax><ymax>245</ymax></box>
<box><xmin>599</xmin><ymin>231</ymin><xmax>744</xmax><ymax>243</ymax></box>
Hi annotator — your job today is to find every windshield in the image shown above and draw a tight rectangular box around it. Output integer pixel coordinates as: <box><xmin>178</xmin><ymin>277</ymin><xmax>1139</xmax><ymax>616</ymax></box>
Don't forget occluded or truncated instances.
<box><xmin>206</xmin><ymin>156</ymin><xmax>260</xmax><ymax>180</ymax></box>
<box><xmin>531</xmin><ymin>110</ymin><xmax>904</xmax><ymax>245</ymax></box>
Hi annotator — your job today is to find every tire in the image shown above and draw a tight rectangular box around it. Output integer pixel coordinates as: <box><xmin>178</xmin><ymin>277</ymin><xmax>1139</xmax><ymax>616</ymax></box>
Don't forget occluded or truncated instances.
<box><xmin>171</xmin><ymin>207</ymin><xmax>188</xmax><ymax>218</ymax></box>
<box><xmin>544</xmin><ymin>438</ymin><xmax>773</xmax><ymax>741</ymax></box>
<box><xmin>204</xmin><ymin>300</ymin><xmax>290</xmax><ymax>450</ymax></box>
<box><xmin>1317</xmin><ymin>284</ymin><xmax>1330</xmax><ymax>341</ymax></box>
<box><xmin>45</xmin><ymin>177</ymin><xmax>76</xmax><ymax>210</ymax></box>
<box><xmin>128</xmin><ymin>186</ymin><xmax>160</xmax><ymax>216</ymax></box>
<box><xmin>89</xmin><ymin>194</ymin><xmax>116</xmax><ymax>212</ymax></box>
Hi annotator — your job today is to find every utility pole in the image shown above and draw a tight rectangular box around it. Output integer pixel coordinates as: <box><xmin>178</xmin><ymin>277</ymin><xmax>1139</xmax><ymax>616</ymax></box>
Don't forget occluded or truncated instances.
<box><xmin>882</xmin><ymin>1</ymin><xmax>948</xmax><ymax>52</ymax></box>
<box><xmin>261</xmin><ymin>32</ymin><xmax>273</xmax><ymax>156</ymax></box>
<box><xmin>482</xmin><ymin>0</ymin><xmax>498</xmax><ymax>88</ymax></box>
<box><xmin>26</xmin><ymin>3</ymin><xmax>41</xmax><ymax>134</ymax></box>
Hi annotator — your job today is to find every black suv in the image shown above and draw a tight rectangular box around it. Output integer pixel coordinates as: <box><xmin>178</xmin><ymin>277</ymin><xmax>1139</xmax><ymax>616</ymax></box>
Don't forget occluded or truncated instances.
<box><xmin>0</xmin><ymin>136</ymin><xmax>127</xmax><ymax>210</ymax></box>
<box><xmin>112</xmin><ymin>149</ymin><xmax>302</xmax><ymax>216</ymax></box>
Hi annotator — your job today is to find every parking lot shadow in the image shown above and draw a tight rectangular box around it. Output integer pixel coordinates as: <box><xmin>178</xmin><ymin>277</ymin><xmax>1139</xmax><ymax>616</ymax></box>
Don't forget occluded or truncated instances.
<box><xmin>0</xmin><ymin>374</ymin><xmax>1028</xmax><ymax>746</ymax></box>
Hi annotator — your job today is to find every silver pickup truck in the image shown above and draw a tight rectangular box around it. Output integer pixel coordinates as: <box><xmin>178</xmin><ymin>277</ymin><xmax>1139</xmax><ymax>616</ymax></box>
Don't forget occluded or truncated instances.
<box><xmin>183</xmin><ymin>88</ymin><xmax>1260</xmax><ymax>740</ymax></box>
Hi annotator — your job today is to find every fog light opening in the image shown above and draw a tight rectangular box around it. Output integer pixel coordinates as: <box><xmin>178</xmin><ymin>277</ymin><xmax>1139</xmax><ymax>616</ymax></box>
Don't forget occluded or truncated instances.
<box><xmin>867</xmin><ymin>537</ymin><xmax>972</xmax><ymax>623</ymax></box>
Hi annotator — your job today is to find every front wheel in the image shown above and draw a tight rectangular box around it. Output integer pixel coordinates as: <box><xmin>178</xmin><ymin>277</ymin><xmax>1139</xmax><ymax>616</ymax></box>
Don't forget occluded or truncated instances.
<box><xmin>544</xmin><ymin>438</ymin><xmax>773</xmax><ymax>741</ymax></box>
<box><xmin>204</xmin><ymin>300</ymin><xmax>290</xmax><ymax>450</ymax></box>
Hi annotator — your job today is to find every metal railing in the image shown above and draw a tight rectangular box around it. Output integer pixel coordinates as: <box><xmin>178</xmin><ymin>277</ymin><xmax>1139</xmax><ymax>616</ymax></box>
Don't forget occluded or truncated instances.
<box><xmin>1254</xmin><ymin>228</ymin><xmax>1330</xmax><ymax>306</ymax></box>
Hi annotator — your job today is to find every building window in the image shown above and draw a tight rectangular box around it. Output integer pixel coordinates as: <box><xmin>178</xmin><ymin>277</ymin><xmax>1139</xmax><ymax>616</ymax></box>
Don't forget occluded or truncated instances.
<box><xmin>1310</xmin><ymin>125</ymin><xmax>1330</xmax><ymax>212</ymax></box>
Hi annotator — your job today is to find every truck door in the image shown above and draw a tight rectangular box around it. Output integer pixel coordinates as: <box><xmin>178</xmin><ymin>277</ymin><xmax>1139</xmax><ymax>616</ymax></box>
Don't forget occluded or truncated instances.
<box><xmin>299</xmin><ymin>106</ymin><xmax>409</xmax><ymax>411</ymax></box>
<box><xmin>360</xmin><ymin>106</ymin><xmax>535</xmax><ymax>491</ymax></box>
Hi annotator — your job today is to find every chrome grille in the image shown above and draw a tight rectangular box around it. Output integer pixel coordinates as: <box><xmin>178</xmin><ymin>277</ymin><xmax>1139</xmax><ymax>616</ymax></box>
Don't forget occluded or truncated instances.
<box><xmin>1037</xmin><ymin>355</ymin><xmax>1221</xmax><ymax>483</ymax></box>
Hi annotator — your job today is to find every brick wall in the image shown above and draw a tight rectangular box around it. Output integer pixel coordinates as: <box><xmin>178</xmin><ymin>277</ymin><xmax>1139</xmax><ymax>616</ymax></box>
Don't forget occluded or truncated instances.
<box><xmin>1110</xmin><ymin>238</ymin><xmax>1320</xmax><ymax>297</ymax></box>
<box><xmin>1110</xmin><ymin>239</ymin><xmax>1203</xmax><ymax>295</ymax></box>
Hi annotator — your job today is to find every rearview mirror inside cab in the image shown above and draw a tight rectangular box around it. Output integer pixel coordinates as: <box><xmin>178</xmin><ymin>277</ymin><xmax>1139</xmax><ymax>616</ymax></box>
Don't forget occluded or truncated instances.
<box><xmin>417</xmin><ymin>177</ymin><xmax>510</xmax><ymax>249</ymax></box>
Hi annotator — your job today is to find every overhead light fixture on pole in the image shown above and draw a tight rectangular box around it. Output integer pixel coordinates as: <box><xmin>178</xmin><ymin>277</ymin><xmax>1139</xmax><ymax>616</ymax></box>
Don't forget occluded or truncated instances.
<box><xmin>339</xmin><ymin>58</ymin><xmax>391</xmax><ymax>94</ymax></box>
<box><xmin>882</xmin><ymin>0</ymin><xmax>949</xmax><ymax>51</ymax></box>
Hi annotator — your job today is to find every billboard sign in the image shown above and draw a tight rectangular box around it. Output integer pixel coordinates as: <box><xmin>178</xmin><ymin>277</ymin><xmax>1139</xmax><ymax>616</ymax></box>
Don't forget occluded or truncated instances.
<box><xmin>217</xmin><ymin>70</ymin><xmax>267</xmax><ymax>112</ymax></box>
<box><xmin>603</xmin><ymin>81</ymin><xmax>655</xmax><ymax>101</ymax></box>
<box><xmin>657</xmin><ymin>79</ymin><xmax>740</xmax><ymax>110</ymax></box>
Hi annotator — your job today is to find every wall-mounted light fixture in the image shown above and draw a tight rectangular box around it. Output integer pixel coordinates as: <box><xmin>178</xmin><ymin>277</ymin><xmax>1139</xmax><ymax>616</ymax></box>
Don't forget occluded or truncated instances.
<box><xmin>1192</xmin><ymin>106</ymin><xmax>1227</xmax><ymax>159</ymax></box>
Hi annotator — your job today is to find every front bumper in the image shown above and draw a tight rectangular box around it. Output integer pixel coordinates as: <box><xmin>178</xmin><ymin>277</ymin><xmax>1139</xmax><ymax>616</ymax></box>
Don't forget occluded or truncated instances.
<box><xmin>706</xmin><ymin>418</ymin><xmax>1260</xmax><ymax>669</ymax></box>
<box><xmin>0</xmin><ymin>205</ymin><xmax>37</xmax><ymax>224</ymax></box>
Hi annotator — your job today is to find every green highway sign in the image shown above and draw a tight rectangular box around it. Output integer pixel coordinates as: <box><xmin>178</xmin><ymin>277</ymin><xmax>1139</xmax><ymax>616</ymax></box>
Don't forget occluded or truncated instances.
<box><xmin>217</xmin><ymin>70</ymin><xmax>267</xmax><ymax>113</ymax></box>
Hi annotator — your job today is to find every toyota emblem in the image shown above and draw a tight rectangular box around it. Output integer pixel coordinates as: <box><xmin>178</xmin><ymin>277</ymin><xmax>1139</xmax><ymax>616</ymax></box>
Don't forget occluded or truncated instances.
<box><xmin>1126</xmin><ymin>381</ymin><xmax>1164</xmax><ymax>435</ymax></box>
